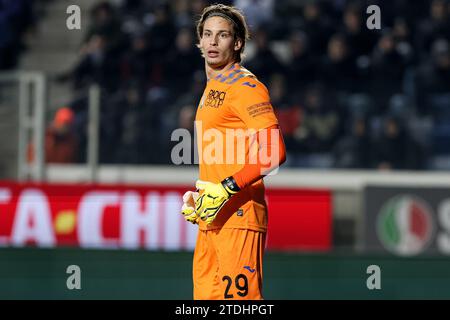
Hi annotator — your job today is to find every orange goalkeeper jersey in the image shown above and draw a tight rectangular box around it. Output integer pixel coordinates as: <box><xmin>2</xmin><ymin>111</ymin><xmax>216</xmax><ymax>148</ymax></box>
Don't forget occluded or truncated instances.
<box><xmin>195</xmin><ymin>63</ymin><xmax>279</xmax><ymax>232</ymax></box>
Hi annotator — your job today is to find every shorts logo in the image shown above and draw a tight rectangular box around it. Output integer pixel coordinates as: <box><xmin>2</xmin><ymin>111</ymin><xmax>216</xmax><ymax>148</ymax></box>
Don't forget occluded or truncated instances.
<box><xmin>237</xmin><ymin>208</ymin><xmax>244</xmax><ymax>216</ymax></box>
<box><xmin>244</xmin><ymin>266</ymin><xmax>255</xmax><ymax>273</ymax></box>
<box><xmin>204</xmin><ymin>90</ymin><xmax>226</xmax><ymax>108</ymax></box>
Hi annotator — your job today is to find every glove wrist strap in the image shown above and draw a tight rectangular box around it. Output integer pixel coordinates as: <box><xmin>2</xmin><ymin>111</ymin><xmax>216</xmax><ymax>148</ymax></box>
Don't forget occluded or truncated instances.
<box><xmin>221</xmin><ymin>176</ymin><xmax>240</xmax><ymax>196</ymax></box>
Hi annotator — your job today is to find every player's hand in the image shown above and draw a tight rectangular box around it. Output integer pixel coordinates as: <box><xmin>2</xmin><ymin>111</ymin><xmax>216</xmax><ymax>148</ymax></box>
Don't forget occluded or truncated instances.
<box><xmin>195</xmin><ymin>177</ymin><xmax>240</xmax><ymax>225</ymax></box>
<box><xmin>181</xmin><ymin>190</ymin><xmax>200</xmax><ymax>224</ymax></box>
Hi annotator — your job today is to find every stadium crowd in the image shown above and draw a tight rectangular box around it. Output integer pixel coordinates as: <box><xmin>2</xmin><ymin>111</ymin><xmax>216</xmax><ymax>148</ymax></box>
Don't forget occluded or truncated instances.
<box><xmin>2</xmin><ymin>0</ymin><xmax>450</xmax><ymax>170</ymax></box>
<box><xmin>0</xmin><ymin>0</ymin><xmax>35</xmax><ymax>70</ymax></box>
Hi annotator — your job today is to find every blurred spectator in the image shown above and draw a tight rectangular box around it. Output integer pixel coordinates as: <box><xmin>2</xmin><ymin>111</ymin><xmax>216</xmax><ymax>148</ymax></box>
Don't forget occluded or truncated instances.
<box><xmin>139</xmin><ymin>84</ymin><xmax>172</xmax><ymax>164</ymax></box>
<box><xmin>270</xmin><ymin>73</ymin><xmax>302</xmax><ymax>160</ymax></box>
<box><xmin>233</xmin><ymin>0</ymin><xmax>274</xmax><ymax>32</ymax></box>
<box><xmin>168</xmin><ymin>70</ymin><xmax>205</xmax><ymax>122</ymax></box>
<box><xmin>190</xmin><ymin>0</ymin><xmax>210</xmax><ymax>17</ymax></box>
<box><xmin>165</xmin><ymin>27</ymin><xmax>203</xmax><ymax>97</ymax></box>
<box><xmin>179</xmin><ymin>104</ymin><xmax>196</xmax><ymax>163</ymax></box>
<box><xmin>120</xmin><ymin>32</ymin><xmax>152</xmax><ymax>86</ymax></box>
<box><xmin>161</xmin><ymin>69</ymin><xmax>203</xmax><ymax>137</ymax></box>
<box><xmin>0</xmin><ymin>0</ymin><xmax>34</xmax><ymax>69</ymax></box>
<box><xmin>120</xmin><ymin>0</ymin><xmax>146</xmax><ymax>17</ymax></box>
<box><xmin>269</xmin><ymin>73</ymin><xmax>291</xmax><ymax>110</ymax></box>
<box><xmin>299</xmin><ymin>1</ymin><xmax>332</xmax><ymax>55</ymax></box>
<box><xmin>417</xmin><ymin>0</ymin><xmax>450</xmax><ymax>55</ymax></box>
<box><xmin>286</xmin><ymin>30</ymin><xmax>317</xmax><ymax>94</ymax></box>
<box><xmin>172</xmin><ymin>0</ymin><xmax>193</xmax><ymax>29</ymax></box>
<box><xmin>84</xmin><ymin>1</ymin><xmax>125</xmax><ymax>55</ymax></box>
<box><xmin>415</xmin><ymin>38</ymin><xmax>450</xmax><ymax>116</ymax></box>
<box><xmin>245</xmin><ymin>27</ymin><xmax>284</xmax><ymax>84</ymax></box>
<box><xmin>370</xmin><ymin>31</ymin><xmax>409</xmax><ymax>113</ymax></box>
<box><xmin>60</xmin><ymin>33</ymin><xmax>120</xmax><ymax>92</ymax></box>
<box><xmin>112</xmin><ymin>83</ymin><xmax>146</xmax><ymax>164</ymax></box>
<box><xmin>178</xmin><ymin>104</ymin><xmax>195</xmax><ymax>133</ymax></box>
<box><xmin>333</xmin><ymin>117</ymin><xmax>372</xmax><ymax>169</ymax></box>
<box><xmin>318</xmin><ymin>34</ymin><xmax>360</xmax><ymax>93</ymax></box>
<box><xmin>340</xmin><ymin>3</ymin><xmax>378</xmax><ymax>58</ymax></box>
<box><xmin>392</xmin><ymin>17</ymin><xmax>415</xmax><ymax>64</ymax></box>
<box><xmin>373</xmin><ymin>115</ymin><xmax>424</xmax><ymax>170</ymax></box>
<box><xmin>166</xmin><ymin>103</ymin><xmax>197</xmax><ymax>165</ymax></box>
<box><xmin>293</xmin><ymin>84</ymin><xmax>340</xmax><ymax>153</ymax></box>
<box><xmin>144</xmin><ymin>3</ymin><xmax>176</xmax><ymax>58</ymax></box>
<box><xmin>374</xmin><ymin>116</ymin><xmax>406</xmax><ymax>170</ymax></box>
<box><xmin>28</xmin><ymin>107</ymin><xmax>78</xmax><ymax>164</ymax></box>
<box><xmin>135</xmin><ymin>3</ymin><xmax>177</xmax><ymax>87</ymax></box>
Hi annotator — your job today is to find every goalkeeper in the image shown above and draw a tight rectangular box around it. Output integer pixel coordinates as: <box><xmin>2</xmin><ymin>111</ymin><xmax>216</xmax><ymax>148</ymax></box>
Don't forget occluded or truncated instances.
<box><xmin>181</xmin><ymin>4</ymin><xmax>286</xmax><ymax>300</ymax></box>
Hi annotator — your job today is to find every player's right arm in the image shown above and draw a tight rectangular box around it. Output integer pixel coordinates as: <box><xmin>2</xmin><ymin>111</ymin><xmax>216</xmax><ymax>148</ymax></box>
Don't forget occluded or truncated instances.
<box><xmin>232</xmin><ymin>123</ymin><xmax>286</xmax><ymax>189</ymax></box>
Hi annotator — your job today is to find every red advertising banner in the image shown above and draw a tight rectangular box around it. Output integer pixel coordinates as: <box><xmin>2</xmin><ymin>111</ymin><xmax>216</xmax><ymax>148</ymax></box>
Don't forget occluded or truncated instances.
<box><xmin>0</xmin><ymin>181</ymin><xmax>331</xmax><ymax>251</ymax></box>
<box><xmin>266</xmin><ymin>188</ymin><xmax>332</xmax><ymax>251</ymax></box>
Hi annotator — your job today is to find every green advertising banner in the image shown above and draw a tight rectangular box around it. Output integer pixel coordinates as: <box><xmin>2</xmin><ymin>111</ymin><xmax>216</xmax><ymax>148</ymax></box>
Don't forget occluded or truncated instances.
<box><xmin>1</xmin><ymin>248</ymin><xmax>450</xmax><ymax>299</ymax></box>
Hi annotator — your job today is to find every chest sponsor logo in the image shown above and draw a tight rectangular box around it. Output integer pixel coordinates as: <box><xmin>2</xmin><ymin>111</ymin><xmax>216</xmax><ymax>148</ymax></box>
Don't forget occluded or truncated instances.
<box><xmin>204</xmin><ymin>90</ymin><xmax>226</xmax><ymax>108</ymax></box>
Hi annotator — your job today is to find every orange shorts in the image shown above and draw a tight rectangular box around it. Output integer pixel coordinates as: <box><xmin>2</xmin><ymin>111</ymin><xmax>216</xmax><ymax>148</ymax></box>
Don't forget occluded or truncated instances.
<box><xmin>192</xmin><ymin>228</ymin><xmax>266</xmax><ymax>300</ymax></box>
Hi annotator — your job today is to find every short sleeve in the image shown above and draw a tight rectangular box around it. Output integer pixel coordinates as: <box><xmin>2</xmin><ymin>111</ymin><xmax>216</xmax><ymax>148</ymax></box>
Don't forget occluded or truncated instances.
<box><xmin>230</xmin><ymin>79</ymin><xmax>279</xmax><ymax>130</ymax></box>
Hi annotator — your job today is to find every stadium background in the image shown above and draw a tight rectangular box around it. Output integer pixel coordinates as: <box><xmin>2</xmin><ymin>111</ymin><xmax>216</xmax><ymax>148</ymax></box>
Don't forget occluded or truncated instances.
<box><xmin>1</xmin><ymin>0</ymin><xmax>450</xmax><ymax>299</ymax></box>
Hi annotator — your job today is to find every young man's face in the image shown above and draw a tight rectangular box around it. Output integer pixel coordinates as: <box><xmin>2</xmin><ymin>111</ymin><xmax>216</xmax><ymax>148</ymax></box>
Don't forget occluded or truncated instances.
<box><xmin>200</xmin><ymin>16</ymin><xmax>242</xmax><ymax>68</ymax></box>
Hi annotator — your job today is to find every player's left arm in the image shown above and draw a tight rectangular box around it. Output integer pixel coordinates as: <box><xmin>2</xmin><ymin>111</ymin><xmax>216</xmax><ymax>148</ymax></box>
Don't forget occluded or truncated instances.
<box><xmin>232</xmin><ymin>123</ymin><xmax>286</xmax><ymax>189</ymax></box>
<box><xmin>230</xmin><ymin>78</ymin><xmax>287</xmax><ymax>188</ymax></box>
<box><xmin>194</xmin><ymin>79</ymin><xmax>286</xmax><ymax>224</ymax></box>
